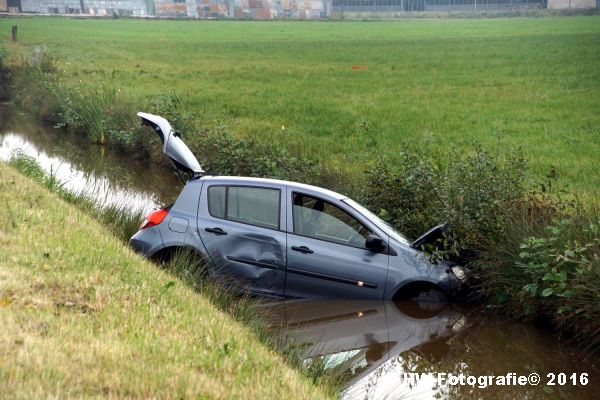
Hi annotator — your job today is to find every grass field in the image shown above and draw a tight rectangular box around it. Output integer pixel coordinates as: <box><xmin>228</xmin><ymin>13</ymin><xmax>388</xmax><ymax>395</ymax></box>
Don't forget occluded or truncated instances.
<box><xmin>0</xmin><ymin>162</ymin><xmax>330</xmax><ymax>399</ymax></box>
<box><xmin>1</xmin><ymin>16</ymin><xmax>599</xmax><ymax>191</ymax></box>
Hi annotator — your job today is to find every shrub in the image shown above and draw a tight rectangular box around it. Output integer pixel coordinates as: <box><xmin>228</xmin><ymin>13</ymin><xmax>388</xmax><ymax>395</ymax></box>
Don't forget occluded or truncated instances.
<box><xmin>10</xmin><ymin>67</ymin><xmax>62</xmax><ymax>123</ymax></box>
<box><xmin>57</xmin><ymin>85</ymin><xmax>139</xmax><ymax>146</ymax></box>
<box><xmin>14</xmin><ymin>46</ymin><xmax>57</xmax><ymax>74</ymax></box>
<box><xmin>0</xmin><ymin>45</ymin><xmax>6</xmax><ymax>66</ymax></box>
<box><xmin>197</xmin><ymin>122</ymin><xmax>321</xmax><ymax>184</ymax></box>
<box><xmin>148</xmin><ymin>92</ymin><xmax>198</xmax><ymax>136</ymax></box>
<box><xmin>365</xmin><ymin>143</ymin><xmax>600</xmax><ymax>354</ymax></box>
<box><xmin>475</xmin><ymin>202</ymin><xmax>600</xmax><ymax>350</ymax></box>
<box><xmin>6</xmin><ymin>47</ymin><xmax>62</xmax><ymax>122</ymax></box>
<box><xmin>364</xmin><ymin>143</ymin><xmax>527</xmax><ymax>262</ymax></box>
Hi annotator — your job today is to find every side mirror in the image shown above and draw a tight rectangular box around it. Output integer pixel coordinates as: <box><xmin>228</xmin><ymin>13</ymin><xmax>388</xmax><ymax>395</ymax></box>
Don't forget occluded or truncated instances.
<box><xmin>366</xmin><ymin>234</ymin><xmax>386</xmax><ymax>252</ymax></box>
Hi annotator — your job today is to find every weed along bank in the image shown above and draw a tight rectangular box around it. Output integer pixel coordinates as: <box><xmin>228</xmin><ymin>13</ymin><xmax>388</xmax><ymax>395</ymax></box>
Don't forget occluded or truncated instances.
<box><xmin>1</xmin><ymin>15</ymin><xmax>599</xmax><ymax>400</ymax></box>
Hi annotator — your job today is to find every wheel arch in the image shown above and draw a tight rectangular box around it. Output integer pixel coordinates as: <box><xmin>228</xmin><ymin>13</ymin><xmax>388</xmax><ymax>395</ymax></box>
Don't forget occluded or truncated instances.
<box><xmin>150</xmin><ymin>244</ymin><xmax>208</xmax><ymax>264</ymax></box>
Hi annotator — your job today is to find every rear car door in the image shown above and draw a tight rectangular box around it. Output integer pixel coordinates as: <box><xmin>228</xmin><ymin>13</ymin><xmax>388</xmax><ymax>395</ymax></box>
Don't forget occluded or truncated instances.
<box><xmin>198</xmin><ymin>182</ymin><xmax>286</xmax><ymax>298</ymax></box>
<box><xmin>285</xmin><ymin>190</ymin><xmax>388</xmax><ymax>299</ymax></box>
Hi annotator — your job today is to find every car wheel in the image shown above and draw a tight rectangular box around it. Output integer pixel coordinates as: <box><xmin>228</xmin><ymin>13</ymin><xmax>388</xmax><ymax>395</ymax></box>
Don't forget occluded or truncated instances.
<box><xmin>394</xmin><ymin>283</ymin><xmax>448</xmax><ymax>314</ymax></box>
<box><xmin>152</xmin><ymin>247</ymin><xmax>209</xmax><ymax>282</ymax></box>
<box><xmin>414</xmin><ymin>288</ymin><xmax>447</xmax><ymax>304</ymax></box>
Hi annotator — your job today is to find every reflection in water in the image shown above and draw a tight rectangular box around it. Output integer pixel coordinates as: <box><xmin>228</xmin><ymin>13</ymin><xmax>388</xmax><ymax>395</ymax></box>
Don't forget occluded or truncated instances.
<box><xmin>265</xmin><ymin>300</ymin><xmax>598</xmax><ymax>400</ymax></box>
<box><xmin>0</xmin><ymin>106</ymin><xmax>179</xmax><ymax>215</ymax></box>
<box><xmin>264</xmin><ymin>300</ymin><xmax>466</xmax><ymax>399</ymax></box>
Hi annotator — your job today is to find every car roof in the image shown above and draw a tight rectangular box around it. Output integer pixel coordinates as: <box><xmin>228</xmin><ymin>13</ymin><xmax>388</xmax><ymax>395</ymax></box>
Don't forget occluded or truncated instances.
<box><xmin>200</xmin><ymin>176</ymin><xmax>347</xmax><ymax>201</ymax></box>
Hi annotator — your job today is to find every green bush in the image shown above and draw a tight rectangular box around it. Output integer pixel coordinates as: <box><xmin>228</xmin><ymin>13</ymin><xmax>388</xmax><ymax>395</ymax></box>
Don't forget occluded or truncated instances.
<box><xmin>197</xmin><ymin>122</ymin><xmax>321</xmax><ymax>184</ymax></box>
<box><xmin>475</xmin><ymin>202</ymin><xmax>600</xmax><ymax>349</ymax></box>
<box><xmin>0</xmin><ymin>45</ymin><xmax>7</xmax><ymax>69</ymax></box>
<box><xmin>10</xmin><ymin>68</ymin><xmax>62</xmax><ymax>123</ymax></box>
<box><xmin>15</xmin><ymin>46</ymin><xmax>57</xmax><ymax>74</ymax></box>
<box><xmin>56</xmin><ymin>85</ymin><xmax>140</xmax><ymax>146</ymax></box>
<box><xmin>365</xmin><ymin>143</ymin><xmax>600</xmax><ymax>354</ymax></box>
<box><xmin>148</xmin><ymin>92</ymin><xmax>198</xmax><ymax>136</ymax></box>
<box><xmin>365</xmin><ymin>143</ymin><xmax>527</xmax><ymax>262</ymax></box>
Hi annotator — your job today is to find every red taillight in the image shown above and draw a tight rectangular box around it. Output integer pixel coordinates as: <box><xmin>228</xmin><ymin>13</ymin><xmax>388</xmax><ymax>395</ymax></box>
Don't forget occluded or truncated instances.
<box><xmin>140</xmin><ymin>209</ymin><xmax>169</xmax><ymax>230</ymax></box>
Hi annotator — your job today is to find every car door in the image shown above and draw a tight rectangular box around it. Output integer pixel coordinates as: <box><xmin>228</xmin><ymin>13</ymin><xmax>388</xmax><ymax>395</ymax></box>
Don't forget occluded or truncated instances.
<box><xmin>284</xmin><ymin>190</ymin><xmax>388</xmax><ymax>299</ymax></box>
<box><xmin>198</xmin><ymin>182</ymin><xmax>287</xmax><ymax>298</ymax></box>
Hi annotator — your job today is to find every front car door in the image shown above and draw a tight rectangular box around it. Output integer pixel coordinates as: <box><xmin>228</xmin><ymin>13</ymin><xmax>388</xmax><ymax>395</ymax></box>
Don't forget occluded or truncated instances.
<box><xmin>198</xmin><ymin>180</ymin><xmax>286</xmax><ymax>298</ymax></box>
<box><xmin>284</xmin><ymin>189</ymin><xmax>389</xmax><ymax>299</ymax></box>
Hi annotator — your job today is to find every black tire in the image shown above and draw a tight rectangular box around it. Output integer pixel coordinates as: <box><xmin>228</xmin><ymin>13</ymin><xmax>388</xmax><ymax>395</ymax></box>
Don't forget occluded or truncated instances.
<box><xmin>413</xmin><ymin>288</ymin><xmax>448</xmax><ymax>304</ymax></box>
<box><xmin>394</xmin><ymin>283</ymin><xmax>448</xmax><ymax>315</ymax></box>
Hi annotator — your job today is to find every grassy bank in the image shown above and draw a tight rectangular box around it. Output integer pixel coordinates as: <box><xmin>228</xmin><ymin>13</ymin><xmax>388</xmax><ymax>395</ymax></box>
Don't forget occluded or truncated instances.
<box><xmin>0</xmin><ymin>162</ymin><xmax>331</xmax><ymax>399</ymax></box>
<box><xmin>1</xmin><ymin>16</ymin><xmax>599</xmax><ymax>192</ymax></box>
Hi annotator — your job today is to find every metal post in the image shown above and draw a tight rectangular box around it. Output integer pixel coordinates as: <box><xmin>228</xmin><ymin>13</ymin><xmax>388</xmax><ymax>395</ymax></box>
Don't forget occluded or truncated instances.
<box><xmin>11</xmin><ymin>25</ymin><xmax>17</xmax><ymax>42</ymax></box>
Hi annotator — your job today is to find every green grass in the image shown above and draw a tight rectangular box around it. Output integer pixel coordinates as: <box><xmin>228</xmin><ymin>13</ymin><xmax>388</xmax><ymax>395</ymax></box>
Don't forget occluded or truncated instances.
<box><xmin>0</xmin><ymin>162</ymin><xmax>331</xmax><ymax>399</ymax></box>
<box><xmin>1</xmin><ymin>16</ymin><xmax>599</xmax><ymax>192</ymax></box>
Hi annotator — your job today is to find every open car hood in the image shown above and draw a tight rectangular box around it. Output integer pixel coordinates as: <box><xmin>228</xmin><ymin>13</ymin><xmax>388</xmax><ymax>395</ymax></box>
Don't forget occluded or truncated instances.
<box><xmin>137</xmin><ymin>112</ymin><xmax>204</xmax><ymax>176</ymax></box>
<box><xmin>410</xmin><ymin>223</ymin><xmax>448</xmax><ymax>250</ymax></box>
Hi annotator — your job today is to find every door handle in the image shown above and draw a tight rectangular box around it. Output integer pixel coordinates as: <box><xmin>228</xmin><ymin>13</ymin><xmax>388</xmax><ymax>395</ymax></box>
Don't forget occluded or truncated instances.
<box><xmin>291</xmin><ymin>246</ymin><xmax>313</xmax><ymax>254</ymax></box>
<box><xmin>205</xmin><ymin>227</ymin><xmax>227</xmax><ymax>235</ymax></box>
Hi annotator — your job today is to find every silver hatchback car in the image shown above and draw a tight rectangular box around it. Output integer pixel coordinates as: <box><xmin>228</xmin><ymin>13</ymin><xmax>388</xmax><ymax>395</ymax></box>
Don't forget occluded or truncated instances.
<box><xmin>129</xmin><ymin>113</ymin><xmax>465</xmax><ymax>300</ymax></box>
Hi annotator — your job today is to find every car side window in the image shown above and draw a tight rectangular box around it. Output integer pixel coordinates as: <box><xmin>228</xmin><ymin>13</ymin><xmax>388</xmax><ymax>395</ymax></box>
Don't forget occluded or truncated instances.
<box><xmin>208</xmin><ymin>185</ymin><xmax>280</xmax><ymax>230</ymax></box>
<box><xmin>208</xmin><ymin>186</ymin><xmax>226</xmax><ymax>218</ymax></box>
<box><xmin>292</xmin><ymin>193</ymin><xmax>370</xmax><ymax>247</ymax></box>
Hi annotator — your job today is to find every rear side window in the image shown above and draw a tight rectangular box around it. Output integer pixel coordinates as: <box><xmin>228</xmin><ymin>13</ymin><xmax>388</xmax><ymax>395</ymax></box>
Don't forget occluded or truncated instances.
<box><xmin>208</xmin><ymin>186</ymin><xmax>226</xmax><ymax>218</ymax></box>
<box><xmin>208</xmin><ymin>185</ymin><xmax>280</xmax><ymax>230</ymax></box>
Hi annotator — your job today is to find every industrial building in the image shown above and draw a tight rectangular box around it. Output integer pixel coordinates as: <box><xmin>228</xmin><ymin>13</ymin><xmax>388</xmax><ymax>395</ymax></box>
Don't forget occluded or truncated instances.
<box><xmin>0</xmin><ymin>0</ymin><xmax>597</xmax><ymax>18</ymax></box>
<box><xmin>0</xmin><ymin>0</ymin><xmax>329</xmax><ymax>18</ymax></box>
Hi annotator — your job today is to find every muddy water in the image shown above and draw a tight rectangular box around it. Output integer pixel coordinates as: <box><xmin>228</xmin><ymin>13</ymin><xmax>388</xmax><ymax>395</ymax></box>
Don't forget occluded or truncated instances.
<box><xmin>0</xmin><ymin>104</ymin><xmax>179</xmax><ymax>214</ymax></box>
<box><xmin>1</xmin><ymin>105</ymin><xmax>598</xmax><ymax>399</ymax></box>
<box><xmin>265</xmin><ymin>300</ymin><xmax>598</xmax><ymax>399</ymax></box>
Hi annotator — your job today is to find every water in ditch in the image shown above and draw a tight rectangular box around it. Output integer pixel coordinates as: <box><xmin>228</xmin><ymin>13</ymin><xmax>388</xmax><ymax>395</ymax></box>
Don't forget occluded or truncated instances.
<box><xmin>1</xmin><ymin>105</ymin><xmax>597</xmax><ymax>399</ymax></box>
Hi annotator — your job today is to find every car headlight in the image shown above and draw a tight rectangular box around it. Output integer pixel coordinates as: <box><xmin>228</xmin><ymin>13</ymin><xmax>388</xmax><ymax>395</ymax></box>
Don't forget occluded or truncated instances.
<box><xmin>451</xmin><ymin>265</ymin><xmax>466</xmax><ymax>281</ymax></box>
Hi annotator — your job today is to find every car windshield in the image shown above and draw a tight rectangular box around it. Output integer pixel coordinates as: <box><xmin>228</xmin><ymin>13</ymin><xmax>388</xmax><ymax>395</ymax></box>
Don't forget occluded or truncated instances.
<box><xmin>342</xmin><ymin>198</ymin><xmax>410</xmax><ymax>246</ymax></box>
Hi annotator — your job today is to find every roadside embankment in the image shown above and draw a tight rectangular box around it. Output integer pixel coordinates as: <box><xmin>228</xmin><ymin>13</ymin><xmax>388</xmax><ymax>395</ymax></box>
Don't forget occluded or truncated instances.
<box><xmin>0</xmin><ymin>162</ymin><xmax>330</xmax><ymax>399</ymax></box>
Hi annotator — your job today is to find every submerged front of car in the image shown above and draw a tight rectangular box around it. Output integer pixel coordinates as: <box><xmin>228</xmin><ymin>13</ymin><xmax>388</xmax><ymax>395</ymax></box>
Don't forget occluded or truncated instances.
<box><xmin>342</xmin><ymin>197</ymin><xmax>465</xmax><ymax>299</ymax></box>
<box><xmin>382</xmin><ymin>234</ymin><xmax>464</xmax><ymax>300</ymax></box>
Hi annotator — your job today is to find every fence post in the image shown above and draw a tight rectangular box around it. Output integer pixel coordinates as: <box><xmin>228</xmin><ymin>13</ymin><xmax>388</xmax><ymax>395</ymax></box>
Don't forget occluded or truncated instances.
<box><xmin>11</xmin><ymin>25</ymin><xmax>17</xmax><ymax>42</ymax></box>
